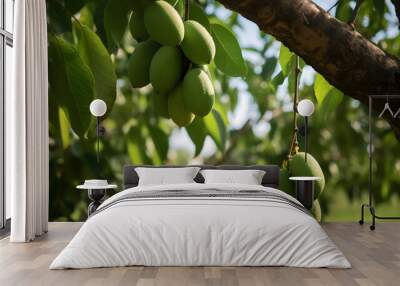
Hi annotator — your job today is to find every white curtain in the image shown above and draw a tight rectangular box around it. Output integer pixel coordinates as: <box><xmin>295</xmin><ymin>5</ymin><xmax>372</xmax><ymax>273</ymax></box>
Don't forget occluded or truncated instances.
<box><xmin>7</xmin><ymin>0</ymin><xmax>49</xmax><ymax>242</ymax></box>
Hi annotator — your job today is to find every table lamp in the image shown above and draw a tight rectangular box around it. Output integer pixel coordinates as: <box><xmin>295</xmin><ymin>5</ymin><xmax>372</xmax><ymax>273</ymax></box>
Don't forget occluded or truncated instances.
<box><xmin>89</xmin><ymin>99</ymin><xmax>107</xmax><ymax>163</ymax></box>
<box><xmin>297</xmin><ymin>99</ymin><xmax>315</xmax><ymax>162</ymax></box>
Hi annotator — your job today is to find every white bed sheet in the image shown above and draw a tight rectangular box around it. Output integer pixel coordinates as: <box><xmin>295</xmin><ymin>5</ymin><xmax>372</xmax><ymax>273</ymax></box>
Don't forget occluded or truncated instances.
<box><xmin>50</xmin><ymin>183</ymin><xmax>351</xmax><ymax>269</ymax></box>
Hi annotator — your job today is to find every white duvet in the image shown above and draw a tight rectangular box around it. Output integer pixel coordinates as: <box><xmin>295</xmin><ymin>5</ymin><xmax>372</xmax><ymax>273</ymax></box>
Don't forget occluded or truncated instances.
<box><xmin>50</xmin><ymin>183</ymin><xmax>351</xmax><ymax>269</ymax></box>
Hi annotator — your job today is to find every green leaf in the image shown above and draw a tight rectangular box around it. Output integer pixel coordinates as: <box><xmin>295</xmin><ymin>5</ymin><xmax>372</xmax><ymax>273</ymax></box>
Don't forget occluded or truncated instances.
<box><xmin>318</xmin><ymin>89</ymin><xmax>344</xmax><ymax>118</ymax></box>
<box><xmin>59</xmin><ymin>107</ymin><xmax>71</xmax><ymax>150</ymax></box>
<box><xmin>262</xmin><ymin>57</ymin><xmax>277</xmax><ymax>80</ymax></box>
<box><xmin>104</xmin><ymin>0</ymin><xmax>133</xmax><ymax>50</ymax></box>
<box><xmin>93</xmin><ymin>0</ymin><xmax>108</xmax><ymax>48</ymax></box>
<box><xmin>213</xmin><ymin>101</ymin><xmax>229</xmax><ymax>126</ymax></box>
<box><xmin>186</xmin><ymin>117</ymin><xmax>207</xmax><ymax>156</ymax></box>
<box><xmin>204</xmin><ymin>109</ymin><xmax>226</xmax><ymax>151</ymax></box>
<box><xmin>148</xmin><ymin>126</ymin><xmax>169</xmax><ymax>162</ymax></box>
<box><xmin>189</xmin><ymin>2</ymin><xmax>210</xmax><ymax>31</ymax></box>
<box><xmin>46</xmin><ymin>1</ymin><xmax>72</xmax><ymax>34</ymax></box>
<box><xmin>279</xmin><ymin>43</ymin><xmax>295</xmax><ymax>76</ymax></box>
<box><xmin>271</xmin><ymin>71</ymin><xmax>285</xmax><ymax>89</ymax></box>
<box><xmin>79</xmin><ymin>3</ymin><xmax>95</xmax><ymax>28</ymax></box>
<box><xmin>65</xmin><ymin>0</ymin><xmax>89</xmax><ymax>15</ymax></box>
<box><xmin>335</xmin><ymin>1</ymin><xmax>353</xmax><ymax>21</ymax></box>
<box><xmin>373</xmin><ymin>0</ymin><xmax>385</xmax><ymax>16</ymax></box>
<box><xmin>164</xmin><ymin>0</ymin><xmax>180</xmax><ymax>7</ymax></box>
<box><xmin>314</xmin><ymin>73</ymin><xmax>333</xmax><ymax>103</ymax></box>
<box><xmin>127</xmin><ymin>127</ymin><xmax>152</xmax><ymax>164</ymax></box>
<box><xmin>127</xmin><ymin>139</ymin><xmax>146</xmax><ymax>165</ymax></box>
<box><xmin>75</xmin><ymin>23</ymin><xmax>117</xmax><ymax>114</ymax></box>
<box><xmin>48</xmin><ymin>35</ymin><xmax>95</xmax><ymax>138</ymax></box>
<box><xmin>314</xmin><ymin>73</ymin><xmax>343</xmax><ymax>118</ymax></box>
<box><xmin>210</xmin><ymin>23</ymin><xmax>247</xmax><ymax>77</ymax></box>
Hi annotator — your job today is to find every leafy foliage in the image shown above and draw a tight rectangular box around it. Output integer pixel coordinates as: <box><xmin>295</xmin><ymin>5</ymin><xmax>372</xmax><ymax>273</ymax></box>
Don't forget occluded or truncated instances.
<box><xmin>186</xmin><ymin>117</ymin><xmax>208</xmax><ymax>156</ymax></box>
<box><xmin>189</xmin><ymin>2</ymin><xmax>211</xmax><ymax>31</ymax></box>
<box><xmin>204</xmin><ymin>109</ymin><xmax>227</xmax><ymax>151</ymax></box>
<box><xmin>47</xmin><ymin>0</ymin><xmax>400</xmax><ymax>221</ymax></box>
<box><xmin>48</xmin><ymin>35</ymin><xmax>94</xmax><ymax>138</ymax></box>
<box><xmin>279</xmin><ymin>44</ymin><xmax>295</xmax><ymax>76</ymax></box>
<box><xmin>211</xmin><ymin>23</ymin><xmax>247</xmax><ymax>77</ymax></box>
<box><xmin>314</xmin><ymin>73</ymin><xmax>344</xmax><ymax>118</ymax></box>
<box><xmin>75</xmin><ymin>23</ymin><xmax>117</xmax><ymax>112</ymax></box>
<box><xmin>104</xmin><ymin>0</ymin><xmax>133</xmax><ymax>50</ymax></box>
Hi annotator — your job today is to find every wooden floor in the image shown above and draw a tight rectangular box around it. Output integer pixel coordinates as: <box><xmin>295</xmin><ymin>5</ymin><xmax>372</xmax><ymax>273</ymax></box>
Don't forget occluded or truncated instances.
<box><xmin>0</xmin><ymin>222</ymin><xmax>399</xmax><ymax>286</ymax></box>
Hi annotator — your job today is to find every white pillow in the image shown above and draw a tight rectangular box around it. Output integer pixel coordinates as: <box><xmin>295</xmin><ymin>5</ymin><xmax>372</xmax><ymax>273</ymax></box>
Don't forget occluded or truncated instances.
<box><xmin>135</xmin><ymin>167</ymin><xmax>201</xmax><ymax>186</ymax></box>
<box><xmin>200</xmin><ymin>169</ymin><xmax>266</xmax><ymax>185</ymax></box>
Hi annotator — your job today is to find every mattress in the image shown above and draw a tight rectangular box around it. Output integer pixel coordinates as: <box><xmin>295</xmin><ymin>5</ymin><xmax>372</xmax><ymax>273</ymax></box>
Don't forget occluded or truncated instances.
<box><xmin>50</xmin><ymin>183</ymin><xmax>351</xmax><ymax>269</ymax></box>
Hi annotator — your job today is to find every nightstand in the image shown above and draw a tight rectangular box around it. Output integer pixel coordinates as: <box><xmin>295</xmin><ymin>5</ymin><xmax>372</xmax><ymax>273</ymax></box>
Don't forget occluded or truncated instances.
<box><xmin>289</xmin><ymin>176</ymin><xmax>320</xmax><ymax>210</ymax></box>
<box><xmin>77</xmin><ymin>181</ymin><xmax>117</xmax><ymax>216</ymax></box>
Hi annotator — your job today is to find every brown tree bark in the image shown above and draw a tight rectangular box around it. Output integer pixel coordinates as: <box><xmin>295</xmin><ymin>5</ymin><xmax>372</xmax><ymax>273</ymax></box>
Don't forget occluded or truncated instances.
<box><xmin>218</xmin><ymin>0</ymin><xmax>400</xmax><ymax>139</ymax></box>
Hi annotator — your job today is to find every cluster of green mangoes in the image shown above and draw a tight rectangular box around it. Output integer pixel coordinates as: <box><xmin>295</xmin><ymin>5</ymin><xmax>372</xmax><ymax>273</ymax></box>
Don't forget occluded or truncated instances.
<box><xmin>128</xmin><ymin>0</ymin><xmax>216</xmax><ymax>126</ymax></box>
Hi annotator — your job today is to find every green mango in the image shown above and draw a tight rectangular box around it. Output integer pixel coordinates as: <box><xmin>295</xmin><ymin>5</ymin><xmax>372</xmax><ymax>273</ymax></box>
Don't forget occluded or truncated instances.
<box><xmin>128</xmin><ymin>40</ymin><xmax>160</xmax><ymax>88</ymax></box>
<box><xmin>311</xmin><ymin>199</ymin><xmax>322</xmax><ymax>222</ymax></box>
<box><xmin>144</xmin><ymin>1</ymin><xmax>184</xmax><ymax>46</ymax></box>
<box><xmin>289</xmin><ymin>152</ymin><xmax>325</xmax><ymax>198</ymax></box>
<box><xmin>182</xmin><ymin>68</ymin><xmax>214</xmax><ymax>117</ymax></box>
<box><xmin>279</xmin><ymin>168</ymin><xmax>295</xmax><ymax>197</ymax></box>
<box><xmin>168</xmin><ymin>84</ymin><xmax>195</xmax><ymax>126</ymax></box>
<box><xmin>153</xmin><ymin>91</ymin><xmax>170</xmax><ymax>118</ymax></box>
<box><xmin>129</xmin><ymin>11</ymin><xmax>149</xmax><ymax>42</ymax></box>
<box><xmin>150</xmin><ymin>46</ymin><xmax>183</xmax><ymax>93</ymax></box>
<box><xmin>181</xmin><ymin>20</ymin><xmax>215</xmax><ymax>65</ymax></box>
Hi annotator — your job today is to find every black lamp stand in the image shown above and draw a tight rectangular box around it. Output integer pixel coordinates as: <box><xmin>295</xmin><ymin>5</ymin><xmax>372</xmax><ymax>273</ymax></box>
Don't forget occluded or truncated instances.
<box><xmin>95</xmin><ymin>117</ymin><xmax>106</xmax><ymax>163</ymax></box>
<box><xmin>304</xmin><ymin>116</ymin><xmax>309</xmax><ymax>163</ymax></box>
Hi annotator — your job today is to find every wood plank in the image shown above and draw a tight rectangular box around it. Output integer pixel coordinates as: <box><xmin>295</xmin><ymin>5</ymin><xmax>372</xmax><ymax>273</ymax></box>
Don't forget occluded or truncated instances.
<box><xmin>0</xmin><ymin>222</ymin><xmax>399</xmax><ymax>286</ymax></box>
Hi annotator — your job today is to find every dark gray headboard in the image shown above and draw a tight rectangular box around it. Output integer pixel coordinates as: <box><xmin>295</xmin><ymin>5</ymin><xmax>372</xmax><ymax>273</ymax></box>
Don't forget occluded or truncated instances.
<box><xmin>123</xmin><ymin>165</ymin><xmax>280</xmax><ymax>189</ymax></box>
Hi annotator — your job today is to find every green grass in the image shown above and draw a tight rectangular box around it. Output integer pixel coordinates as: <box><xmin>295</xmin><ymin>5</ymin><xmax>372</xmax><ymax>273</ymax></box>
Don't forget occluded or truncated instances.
<box><xmin>323</xmin><ymin>191</ymin><xmax>400</xmax><ymax>222</ymax></box>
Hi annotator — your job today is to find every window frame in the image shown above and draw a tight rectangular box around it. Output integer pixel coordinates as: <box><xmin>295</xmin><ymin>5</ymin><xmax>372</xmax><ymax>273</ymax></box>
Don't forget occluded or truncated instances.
<box><xmin>0</xmin><ymin>0</ymin><xmax>14</xmax><ymax>233</ymax></box>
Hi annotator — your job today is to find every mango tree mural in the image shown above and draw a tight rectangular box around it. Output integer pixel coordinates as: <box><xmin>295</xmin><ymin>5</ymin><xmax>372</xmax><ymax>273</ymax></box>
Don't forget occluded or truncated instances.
<box><xmin>47</xmin><ymin>0</ymin><xmax>400</xmax><ymax>221</ymax></box>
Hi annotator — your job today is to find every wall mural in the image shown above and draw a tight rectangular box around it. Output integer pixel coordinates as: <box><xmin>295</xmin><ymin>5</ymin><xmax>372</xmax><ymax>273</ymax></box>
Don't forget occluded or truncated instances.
<box><xmin>47</xmin><ymin>0</ymin><xmax>400</xmax><ymax>222</ymax></box>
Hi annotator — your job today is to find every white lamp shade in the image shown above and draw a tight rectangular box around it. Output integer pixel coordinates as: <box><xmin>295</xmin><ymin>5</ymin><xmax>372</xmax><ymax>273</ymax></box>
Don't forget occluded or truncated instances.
<box><xmin>297</xmin><ymin>99</ymin><xmax>315</xmax><ymax>117</ymax></box>
<box><xmin>90</xmin><ymin>99</ymin><xmax>107</xmax><ymax>117</ymax></box>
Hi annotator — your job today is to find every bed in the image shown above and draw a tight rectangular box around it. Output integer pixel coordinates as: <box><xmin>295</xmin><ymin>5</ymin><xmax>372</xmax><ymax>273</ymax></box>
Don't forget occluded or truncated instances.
<box><xmin>50</xmin><ymin>165</ymin><xmax>351</xmax><ymax>269</ymax></box>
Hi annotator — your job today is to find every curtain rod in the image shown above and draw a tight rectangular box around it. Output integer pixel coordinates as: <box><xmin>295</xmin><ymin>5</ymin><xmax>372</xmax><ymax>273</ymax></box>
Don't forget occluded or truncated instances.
<box><xmin>368</xmin><ymin>95</ymin><xmax>400</xmax><ymax>99</ymax></box>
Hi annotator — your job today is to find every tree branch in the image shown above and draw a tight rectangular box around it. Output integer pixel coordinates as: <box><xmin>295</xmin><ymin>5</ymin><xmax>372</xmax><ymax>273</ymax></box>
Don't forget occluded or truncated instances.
<box><xmin>217</xmin><ymin>0</ymin><xmax>400</xmax><ymax>139</ymax></box>
<box><xmin>288</xmin><ymin>56</ymin><xmax>301</xmax><ymax>159</ymax></box>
